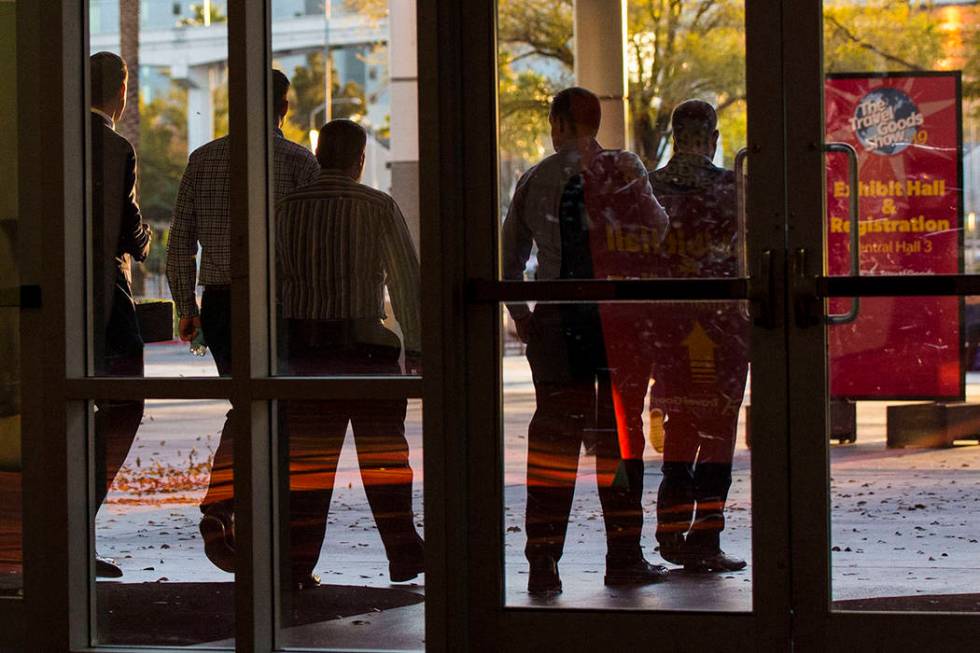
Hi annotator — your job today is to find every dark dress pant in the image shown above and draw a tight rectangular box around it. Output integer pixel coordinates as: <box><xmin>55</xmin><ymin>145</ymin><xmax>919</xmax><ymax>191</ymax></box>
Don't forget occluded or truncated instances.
<box><xmin>94</xmin><ymin>289</ymin><xmax>145</xmax><ymax>509</ymax></box>
<box><xmin>524</xmin><ymin>304</ymin><xmax>644</xmax><ymax>565</ymax></box>
<box><xmin>199</xmin><ymin>286</ymin><xmax>234</xmax><ymax>508</ymax></box>
<box><xmin>652</xmin><ymin>304</ymin><xmax>749</xmax><ymax>553</ymax></box>
<box><xmin>279</xmin><ymin>319</ymin><xmax>423</xmax><ymax>579</ymax></box>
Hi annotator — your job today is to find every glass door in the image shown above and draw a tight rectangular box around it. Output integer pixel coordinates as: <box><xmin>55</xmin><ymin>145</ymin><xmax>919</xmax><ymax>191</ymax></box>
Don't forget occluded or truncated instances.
<box><xmin>449</xmin><ymin>0</ymin><xmax>794</xmax><ymax>647</ymax></box>
<box><xmin>788</xmin><ymin>0</ymin><xmax>980</xmax><ymax>648</ymax></box>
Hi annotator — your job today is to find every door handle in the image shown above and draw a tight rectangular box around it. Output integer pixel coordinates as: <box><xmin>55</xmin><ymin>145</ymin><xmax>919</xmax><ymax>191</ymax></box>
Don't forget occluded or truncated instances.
<box><xmin>0</xmin><ymin>285</ymin><xmax>41</xmax><ymax>309</ymax></box>
<box><xmin>792</xmin><ymin>248</ymin><xmax>821</xmax><ymax>327</ymax></box>
<box><xmin>750</xmin><ymin>249</ymin><xmax>777</xmax><ymax>329</ymax></box>
<box><xmin>734</xmin><ymin>147</ymin><xmax>749</xmax><ymax>279</ymax></box>
<box><xmin>824</xmin><ymin>142</ymin><xmax>860</xmax><ymax>325</ymax></box>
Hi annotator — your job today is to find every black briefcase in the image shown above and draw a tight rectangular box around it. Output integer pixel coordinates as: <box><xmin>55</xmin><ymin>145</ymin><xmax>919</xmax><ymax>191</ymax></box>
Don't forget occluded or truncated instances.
<box><xmin>136</xmin><ymin>299</ymin><xmax>175</xmax><ymax>343</ymax></box>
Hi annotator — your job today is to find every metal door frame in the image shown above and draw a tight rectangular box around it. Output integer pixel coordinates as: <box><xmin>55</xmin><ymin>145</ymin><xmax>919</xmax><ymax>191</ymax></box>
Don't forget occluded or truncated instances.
<box><xmin>440</xmin><ymin>0</ymin><xmax>794</xmax><ymax>649</ymax></box>
<box><xmin>784</xmin><ymin>1</ymin><xmax>980</xmax><ymax>650</ymax></box>
<box><xmin>14</xmin><ymin>2</ymin><xmax>439</xmax><ymax>652</ymax></box>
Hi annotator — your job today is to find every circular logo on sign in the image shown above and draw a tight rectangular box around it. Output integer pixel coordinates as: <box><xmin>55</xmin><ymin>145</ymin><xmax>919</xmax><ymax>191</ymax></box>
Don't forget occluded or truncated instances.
<box><xmin>850</xmin><ymin>87</ymin><xmax>924</xmax><ymax>156</ymax></box>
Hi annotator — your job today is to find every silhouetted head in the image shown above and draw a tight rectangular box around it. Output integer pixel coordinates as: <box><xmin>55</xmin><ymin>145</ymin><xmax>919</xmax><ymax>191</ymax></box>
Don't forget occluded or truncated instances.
<box><xmin>670</xmin><ymin>99</ymin><xmax>719</xmax><ymax>159</ymax></box>
<box><xmin>272</xmin><ymin>69</ymin><xmax>290</xmax><ymax>128</ymax></box>
<box><xmin>90</xmin><ymin>51</ymin><xmax>128</xmax><ymax>123</ymax></box>
<box><xmin>549</xmin><ymin>87</ymin><xmax>601</xmax><ymax>151</ymax></box>
<box><xmin>315</xmin><ymin>119</ymin><xmax>367</xmax><ymax>180</ymax></box>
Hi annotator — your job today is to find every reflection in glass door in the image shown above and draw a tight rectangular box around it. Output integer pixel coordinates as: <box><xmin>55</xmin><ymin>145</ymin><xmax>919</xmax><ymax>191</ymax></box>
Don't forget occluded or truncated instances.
<box><xmin>496</xmin><ymin>0</ymin><xmax>755</xmax><ymax>611</ymax></box>
<box><xmin>789</xmin><ymin>0</ymin><xmax>980</xmax><ymax>649</ymax></box>
<box><xmin>462</xmin><ymin>0</ymin><xmax>790</xmax><ymax>647</ymax></box>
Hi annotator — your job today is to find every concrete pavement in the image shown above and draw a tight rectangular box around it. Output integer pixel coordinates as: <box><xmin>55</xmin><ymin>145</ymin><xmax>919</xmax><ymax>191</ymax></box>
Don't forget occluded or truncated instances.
<box><xmin>6</xmin><ymin>340</ymin><xmax>978</xmax><ymax>646</ymax></box>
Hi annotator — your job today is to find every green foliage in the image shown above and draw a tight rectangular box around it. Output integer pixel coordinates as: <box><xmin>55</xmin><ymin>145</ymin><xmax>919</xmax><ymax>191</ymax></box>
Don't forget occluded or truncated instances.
<box><xmin>178</xmin><ymin>2</ymin><xmax>227</xmax><ymax>27</ymax></box>
<box><xmin>495</xmin><ymin>0</ymin><xmax>955</xmax><ymax>174</ymax></box>
<box><xmin>138</xmin><ymin>85</ymin><xmax>188</xmax><ymax>227</ymax></box>
<box><xmin>281</xmin><ymin>50</ymin><xmax>368</xmax><ymax>148</ymax></box>
<box><xmin>627</xmin><ymin>0</ymin><xmax>746</xmax><ymax>167</ymax></box>
<box><xmin>496</xmin><ymin>0</ymin><xmax>572</xmax><ymax>201</ymax></box>
<box><xmin>823</xmin><ymin>1</ymin><xmax>943</xmax><ymax>73</ymax></box>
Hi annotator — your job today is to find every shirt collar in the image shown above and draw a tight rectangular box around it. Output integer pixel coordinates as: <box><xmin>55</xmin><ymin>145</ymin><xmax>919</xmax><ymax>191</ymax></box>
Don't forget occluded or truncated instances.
<box><xmin>274</xmin><ymin>126</ymin><xmax>284</xmax><ymax>138</ymax></box>
<box><xmin>557</xmin><ymin>136</ymin><xmax>601</xmax><ymax>155</ymax></box>
<box><xmin>318</xmin><ymin>168</ymin><xmax>356</xmax><ymax>181</ymax></box>
<box><xmin>91</xmin><ymin>108</ymin><xmax>114</xmax><ymax>129</ymax></box>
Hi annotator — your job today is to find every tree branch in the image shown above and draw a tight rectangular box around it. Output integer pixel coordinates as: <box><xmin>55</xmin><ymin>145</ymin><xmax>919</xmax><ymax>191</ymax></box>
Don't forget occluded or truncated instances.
<box><xmin>825</xmin><ymin>14</ymin><xmax>926</xmax><ymax>71</ymax></box>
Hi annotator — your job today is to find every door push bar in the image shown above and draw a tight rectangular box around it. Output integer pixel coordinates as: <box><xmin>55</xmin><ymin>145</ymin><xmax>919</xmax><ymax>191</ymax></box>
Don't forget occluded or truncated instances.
<box><xmin>824</xmin><ymin>142</ymin><xmax>860</xmax><ymax>325</ymax></box>
<box><xmin>734</xmin><ymin>148</ymin><xmax>753</xmax><ymax>322</ymax></box>
<box><xmin>793</xmin><ymin>143</ymin><xmax>862</xmax><ymax>327</ymax></box>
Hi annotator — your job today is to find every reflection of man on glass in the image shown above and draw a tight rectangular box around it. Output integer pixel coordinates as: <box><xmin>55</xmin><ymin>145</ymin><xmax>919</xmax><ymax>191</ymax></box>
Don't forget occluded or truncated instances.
<box><xmin>275</xmin><ymin>119</ymin><xmax>423</xmax><ymax>588</ymax></box>
<box><xmin>502</xmin><ymin>87</ymin><xmax>669</xmax><ymax>595</ymax></box>
<box><xmin>90</xmin><ymin>51</ymin><xmax>153</xmax><ymax>578</ymax></box>
<box><xmin>649</xmin><ymin>100</ymin><xmax>748</xmax><ymax>572</ymax></box>
<box><xmin>166</xmin><ymin>70</ymin><xmax>319</xmax><ymax>572</ymax></box>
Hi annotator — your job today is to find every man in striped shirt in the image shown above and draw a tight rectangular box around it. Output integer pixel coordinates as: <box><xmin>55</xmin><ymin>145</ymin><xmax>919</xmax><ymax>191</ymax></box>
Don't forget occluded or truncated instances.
<box><xmin>274</xmin><ymin>119</ymin><xmax>423</xmax><ymax>586</ymax></box>
<box><xmin>166</xmin><ymin>70</ymin><xmax>320</xmax><ymax>575</ymax></box>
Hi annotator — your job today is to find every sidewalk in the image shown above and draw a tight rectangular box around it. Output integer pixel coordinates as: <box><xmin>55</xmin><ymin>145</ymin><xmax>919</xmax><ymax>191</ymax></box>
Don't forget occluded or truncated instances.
<box><xmin>3</xmin><ymin>342</ymin><xmax>979</xmax><ymax>646</ymax></box>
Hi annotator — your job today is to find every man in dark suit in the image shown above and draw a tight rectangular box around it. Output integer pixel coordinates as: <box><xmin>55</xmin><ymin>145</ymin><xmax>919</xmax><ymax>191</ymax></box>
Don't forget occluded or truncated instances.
<box><xmin>90</xmin><ymin>51</ymin><xmax>152</xmax><ymax>578</ymax></box>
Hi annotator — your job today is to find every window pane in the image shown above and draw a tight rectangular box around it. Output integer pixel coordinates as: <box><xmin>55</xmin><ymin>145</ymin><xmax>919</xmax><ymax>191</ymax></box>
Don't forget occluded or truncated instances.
<box><xmin>497</xmin><ymin>0</ymin><xmax>752</xmax><ymax>610</ymax></box>
<box><xmin>271</xmin><ymin>0</ymin><xmax>421</xmax><ymax>377</ymax></box>
<box><xmin>88</xmin><ymin>0</ymin><xmax>231</xmax><ymax>379</ymax></box>
<box><xmin>93</xmin><ymin>398</ymin><xmax>235</xmax><ymax>647</ymax></box>
<box><xmin>828</xmin><ymin>296</ymin><xmax>980</xmax><ymax>612</ymax></box>
<box><xmin>0</xmin><ymin>0</ymin><xmax>22</xmax><ymax>599</ymax></box>
<box><xmin>503</xmin><ymin>302</ymin><xmax>753</xmax><ymax>610</ymax></box>
<box><xmin>821</xmin><ymin>1</ymin><xmax>980</xmax><ymax>613</ymax></box>
<box><xmin>498</xmin><ymin>0</ymin><xmax>749</xmax><ymax>283</ymax></box>
<box><xmin>275</xmin><ymin>398</ymin><xmax>424</xmax><ymax>651</ymax></box>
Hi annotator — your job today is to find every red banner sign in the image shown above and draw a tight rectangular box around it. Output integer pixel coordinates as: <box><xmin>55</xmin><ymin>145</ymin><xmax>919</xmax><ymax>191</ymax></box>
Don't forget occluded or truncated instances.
<box><xmin>825</xmin><ymin>72</ymin><xmax>963</xmax><ymax>400</ymax></box>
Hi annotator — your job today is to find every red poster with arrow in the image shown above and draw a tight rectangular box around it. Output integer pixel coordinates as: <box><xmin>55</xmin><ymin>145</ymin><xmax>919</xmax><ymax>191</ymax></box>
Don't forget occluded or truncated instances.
<box><xmin>825</xmin><ymin>72</ymin><xmax>964</xmax><ymax>400</ymax></box>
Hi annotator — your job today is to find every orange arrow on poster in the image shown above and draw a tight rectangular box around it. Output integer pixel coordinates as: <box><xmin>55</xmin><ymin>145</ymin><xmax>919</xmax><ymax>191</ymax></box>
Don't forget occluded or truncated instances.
<box><xmin>683</xmin><ymin>321</ymin><xmax>717</xmax><ymax>384</ymax></box>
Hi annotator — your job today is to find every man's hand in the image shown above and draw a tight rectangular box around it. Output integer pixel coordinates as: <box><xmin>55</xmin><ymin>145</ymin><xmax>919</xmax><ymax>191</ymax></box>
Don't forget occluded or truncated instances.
<box><xmin>405</xmin><ymin>351</ymin><xmax>422</xmax><ymax>376</ymax></box>
<box><xmin>178</xmin><ymin>316</ymin><xmax>201</xmax><ymax>342</ymax></box>
<box><xmin>514</xmin><ymin>313</ymin><xmax>535</xmax><ymax>344</ymax></box>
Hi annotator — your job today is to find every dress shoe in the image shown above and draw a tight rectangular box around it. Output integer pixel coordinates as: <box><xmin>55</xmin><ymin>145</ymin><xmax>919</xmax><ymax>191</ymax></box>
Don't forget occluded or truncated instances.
<box><xmin>95</xmin><ymin>555</ymin><xmax>123</xmax><ymax>578</ymax></box>
<box><xmin>390</xmin><ymin>558</ymin><xmax>425</xmax><ymax>583</ymax></box>
<box><xmin>199</xmin><ymin>504</ymin><xmax>236</xmax><ymax>573</ymax></box>
<box><xmin>657</xmin><ymin>534</ymin><xmax>692</xmax><ymax>566</ymax></box>
<box><xmin>684</xmin><ymin>551</ymin><xmax>747</xmax><ymax>573</ymax></box>
<box><xmin>604</xmin><ymin>555</ymin><xmax>669</xmax><ymax>586</ymax></box>
<box><xmin>527</xmin><ymin>556</ymin><xmax>562</xmax><ymax>595</ymax></box>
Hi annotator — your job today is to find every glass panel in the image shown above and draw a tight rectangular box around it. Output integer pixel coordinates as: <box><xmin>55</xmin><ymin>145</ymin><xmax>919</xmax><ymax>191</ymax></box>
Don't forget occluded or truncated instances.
<box><xmin>497</xmin><ymin>0</ymin><xmax>748</xmax><ymax>284</ymax></box>
<box><xmin>823</xmin><ymin>1</ymin><xmax>971</xmax><ymax>401</ymax></box>
<box><xmin>0</xmin><ymin>0</ymin><xmax>22</xmax><ymax>599</ymax></box>
<box><xmin>271</xmin><ymin>0</ymin><xmax>421</xmax><ymax>377</ymax></box>
<box><xmin>497</xmin><ymin>0</ymin><xmax>751</xmax><ymax>609</ymax></box>
<box><xmin>503</xmin><ymin>302</ymin><xmax>752</xmax><ymax>609</ymax></box>
<box><xmin>821</xmin><ymin>2</ymin><xmax>980</xmax><ymax>613</ymax></box>
<box><xmin>275</xmin><ymin>399</ymin><xmax>424</xmax><ymax>651</ymax></box>
<box><xmin>93</xmin><ymin>398</ymin><xmax>235</xmax><ymax>647</ymax></box>
<box><xmin>828</xmin><ymin>296</ymin><xmax>980</xmax><ymax>612</ymax></box>
<box><xmin>88</xmin><ymin>0</ymin><xmax>231</xmax><ymax>379</ymax></box>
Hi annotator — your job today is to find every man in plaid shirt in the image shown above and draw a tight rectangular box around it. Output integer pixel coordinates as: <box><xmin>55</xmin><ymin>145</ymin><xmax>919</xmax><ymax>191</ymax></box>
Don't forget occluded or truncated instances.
<box><xmin>166</xmin><ymin>69</ymin><xmax>319</xmax><ymax>574</ymax></box>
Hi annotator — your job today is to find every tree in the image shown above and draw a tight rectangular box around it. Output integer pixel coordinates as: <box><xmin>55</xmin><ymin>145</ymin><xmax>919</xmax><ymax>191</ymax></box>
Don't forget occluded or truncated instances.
<box><xmin>118</xmin><ymin>0</ymin><xmax>140</xmax><ymax>152</ymax></box>
<box><xmin>627</xmin><ymin>0</ymin><xmax>745</xmax><ymax>167</ymax></box>
<box><xmin>138</xmin><ymin>86</ymin><xmax>189</xmax><ymax>224</ymax></box>
<box><xmin>178</xmin><ymin>2</ymin><xmax>227</xmax><ymax>27</ymax></box>
<box><xmin>495</xmin><ymin>0</ymin><xmax>948</xmax><ymax>174</ymax></box>
<box><xmin>823</xmin><ymin>1</ymin><xmax>943</xmax><ymax>73</ymax></box>
<box><xmin>280</xmin><ymin>50</ymin><xmax>368</xmax><ymax>149</ymax></box>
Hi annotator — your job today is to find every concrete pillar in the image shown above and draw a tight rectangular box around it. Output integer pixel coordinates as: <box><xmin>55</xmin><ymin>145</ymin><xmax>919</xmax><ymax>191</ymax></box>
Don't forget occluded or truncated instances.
<box><xmin>573</xmin><ymin>0</ymin><xmax>628</xmax><ymax>150</ymax></box>
<box><xmin>186</xmin><ymin>64</ymin><xmax>214</xmax><ymax>153</ymax></box>
<box><xmin>388</xmin><ymin>0</ymin><xmax>420</xmax><ymax>252</ymax></box>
